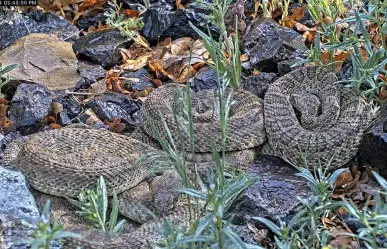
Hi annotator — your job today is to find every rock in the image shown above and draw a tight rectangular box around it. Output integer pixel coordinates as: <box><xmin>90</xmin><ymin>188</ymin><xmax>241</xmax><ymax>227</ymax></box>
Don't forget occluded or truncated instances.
<box><xmin>358</xmin><ymin>105</ymin><xmax>387</xmax><ymax>178</ymax></box>
<box><xmin>0</xmin><ymin>9</ymin><xmax>79</xmax><ymax>51</ymax></box>
<box><xmin>336</xmin><ymin>60</ymin><xmax>353</xmax><ymax>82</ymax></box>
<box><xmin>121</xmin><ymin>69</ymin><xmax>154</xmax><ymax>91</ymax></box>
<box><xmin>76</xmin><ymin>12</ymin><xmax>107</xmax><ymax>31</ymax></box>
<box><xmin>8</xmin><ymin>83</ymin><xmax>53</xmax><ymax>135</ymax></box>
<box><xmin>230</xmin><ymin>155</ymin><xmax>311</xmax><ymax>225</ymax></box>
<box><xmin>0</xmin><ymin>33</ymin><xmax>82</xmax><ymax>91</ymax></box>
<box><xmin>0</xmin><ymin>166</ymin><xmax>40</xmax><ymax>249</ymax></box>
<box><xmin>76</xmin><ymin>61</ymin><xmax>107</xmax><ymax>90</ymax></box>
<box><xmin>122</xmin><ymin>0</ymin><xmax>175</xmax><ymax>8</ymax></box>
<box><xmin>86</xmin><ymin>93</ymin><xmax>141</xmax><ymax>130</ymax></box>
<box><xmin>52</xmin><ymin>97</ymin><xmax>82</xmax><ymax>120</ymax></box>
<box><xmin>234</xmin><ymin>225</ymin><xmax>261</xmax><ymax>246</ymax></box>
<box><xmin>277</xmin><ymin>59</ymin><xmax>301</xmax><ymax>76</ymax></box>
<box><xmin>141</xmin><ymin>6</ymin><xmax>219</xmax><ymax>42</ymax></box>
<box><xmin>242</xmin><ymin>18</ymin><xmax>307</xmax><ymax>71</ymax></box>
<box><xmin>0</xmin><ymin>213</ymin><xmax>36</xmax><ymax>249</ymax></box>
<box><xmin>72</xmin><ymin>28</ymin><xmax>132</xmax><ymax>68</ymax></box>
<box><xmin>190</xmin><ymin>67</ymin><xmax>220</xmax><ymax>92</ymax></box>
<box><xmin>242</xmin><ymin>72</ymin><xmax>277</xmax><ymax>98</ymax></box>
<box><xmin>0</xmin><ymin>167</ymin><xmax>39</xmax><ymax>219</ymax></box>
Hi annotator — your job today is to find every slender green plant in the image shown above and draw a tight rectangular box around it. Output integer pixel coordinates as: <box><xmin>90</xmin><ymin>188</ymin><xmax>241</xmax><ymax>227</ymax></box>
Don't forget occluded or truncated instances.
<box><xmin>340</xmin><ymin>171</ymin><xmax>387</xmax><ymax>249</ymax></box>
<box><xmin>104</xmin><ymin>0</ymin><xmax>149</xmax><ymax>48</ymax></box>
<box><xmin>67</xmin><ymin>176</ymin><xmax>125</xmax><ymax>234</ymax></box>
<box><xmin>20</xmin><ymin>200</ymin><xmax>80</xmax><ymax>249</ymax></box>
<box><xmin>189</xmin><ymin>0</ymin><xmax>242</xmax><ymax>89</ymax></box>
<box><xmin>0</xmin><ymin>63</ymin><xmax>17</xmax><ymax>93</ymax></box>
<box><xmin>253</xmin><ymin>155</ymin><xmax>347</xmax><ymax>249</ymax></box>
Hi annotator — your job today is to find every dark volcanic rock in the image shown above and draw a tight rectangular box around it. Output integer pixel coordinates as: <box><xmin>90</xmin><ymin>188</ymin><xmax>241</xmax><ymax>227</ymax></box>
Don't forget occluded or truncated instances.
<box><xmin>8</xmin><ymin>84</ymin><xmax>52</xmax><ymax>135</ymax></box>
<box><xmin>72</xmin><ymin>28</ymin><xmax>131</xmax><ymax>68</ymax></box>
<box><xmin>242</xmin><ymin>72</ymin><xmax>277</xmax><ymax>98</ymax></box>
<box><xmin>242</xmin><ymin>18</ymin><xmax>307</xmax><ymax>71</ymax></box>
<box><xmin>0</xmin><ymin>9</ymin><xmax>78</xmax><ymax>51</ymax></box>
<box><xmin>86</xmin><ymin>93</ymin><xmax>141</xmax><ymax>130</ymax></box>
<box><xmin>230</xmin><ymin>155</ymin><xmax>311</xmax><ymax>225</ymax></box>
<box><xmin>122</xmin><ymin>0</ymin><xmax>175</xmax><ymax>8</ymax></box>
<box><xmin>76</xmin><ymin>12</ymin><xmax>107</xmax><ymax>31</ymax></box>
<box><xmin>336</xmin><ymin>60</ymin><xmax>353</xmax><ymax>82</ymax></box>
<box><xmin>53</xmin><ymin>97</ymin><xmax>82</xmax><ymax>120</ymax></box>
<box><xmin>76</xmin><ymin>61</ymin><xmax>107</xmax><ymax>89</ymax></box>
<box><xmin>121</xmin><ymin>69</ymin><xmax>154</xmax><ymax>91</ymax></box>
<box><xmin>190</xmin><ymin>67</ymin><xmax>220</xmax><ymax>92</ymax></box>
<box><xmin>358</xmin><ymin>105</ymin><xmax>387</xmax><ymax>178</ymax></box>
<box><xmin>142</xmin><ymin>6</ymin><xmax>219</xmax><ymax>42</ymax></box>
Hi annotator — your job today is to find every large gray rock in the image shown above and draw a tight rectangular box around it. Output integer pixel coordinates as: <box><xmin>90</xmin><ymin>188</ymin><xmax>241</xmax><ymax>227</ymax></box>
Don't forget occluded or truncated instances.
<box><xmin>230</xmin><ymin>155</ymin><xmax>311</xmax><ymax>225</ymax></box>
<box><xmin>0</xmin><ymin>166</ymin><xmax>39</xmax><ymax>249</ymax></box>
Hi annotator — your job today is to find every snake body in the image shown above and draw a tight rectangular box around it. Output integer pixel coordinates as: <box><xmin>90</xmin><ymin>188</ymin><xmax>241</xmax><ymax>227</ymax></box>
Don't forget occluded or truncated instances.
<box><xmin>2</xmin><ymin>67</ymin><xmax>374</xmax><ymax>248</ymax></box>
<box><xmin>263</xmin><ymin>66</ymin><xmax>373</xmax><ymax>169</ymax></box>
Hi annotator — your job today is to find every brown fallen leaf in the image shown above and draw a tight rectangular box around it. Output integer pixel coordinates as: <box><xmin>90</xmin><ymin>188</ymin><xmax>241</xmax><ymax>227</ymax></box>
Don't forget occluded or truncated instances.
<box><xmin>104</xmin><ymin>118</ymin><xmax>126</xmax><ymax>134</ymax></box>
<box><xmin>121</xmin><ymin>54</ymin><xmax>152</xmax><ymax>71</ymax></box>
<box><xmin>321</xmin><ymin>50</ymin><xmax>350</xmax><ymax>72</ymax></box>
<box><xmin>0</xmin><ymin>103</ymin><xmax>12</xmax><ymax>128</ymax></box>
<box><xmin>280</xmin><ymin>5</ymin><xmax>307</xmax><ymax>28</ymax></box>
<box><xmin>246</xmin><ymin>222</ymin><xmax>271</xmax><ymax>246</ymax></box>
<box><xmin>49</xmin><ymin>123</ymin><xmax>62</xmax><ymax>129</ymax></box>
<box><xmin>47</xmin><ymin>116</ymin><xmax>57</xmax><ymax>124</ymax></box>
<box><xmin>123</xmin><ymin>9</ymin><xmax>140</xmax><ymax>18</ymax></box>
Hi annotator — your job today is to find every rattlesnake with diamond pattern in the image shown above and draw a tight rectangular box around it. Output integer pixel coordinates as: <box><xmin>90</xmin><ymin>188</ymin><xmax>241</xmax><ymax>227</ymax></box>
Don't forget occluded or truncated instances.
<box><xmin>2</xmin><ymin>66</ymin><xmax>373</xmax><ymax>248</ymax></box>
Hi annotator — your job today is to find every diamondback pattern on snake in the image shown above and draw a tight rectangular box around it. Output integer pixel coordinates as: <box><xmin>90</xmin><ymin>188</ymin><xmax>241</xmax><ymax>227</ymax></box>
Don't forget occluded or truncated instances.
<box><xmin>263</xmin><ymin>66</ymin><xmax>373</xmax><ymax>169</ymax></box>
<box><xmin>2</xmin><ymin>84</ymin><xmax>266</xmax><ymax>248</ymax></box>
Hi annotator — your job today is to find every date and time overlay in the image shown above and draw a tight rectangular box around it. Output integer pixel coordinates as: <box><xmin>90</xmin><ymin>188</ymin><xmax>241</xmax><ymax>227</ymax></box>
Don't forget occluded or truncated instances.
<box><xmin>1</xmin><ymin>0</ymin><xmax>38</xmax><ymax>6</ymax></box>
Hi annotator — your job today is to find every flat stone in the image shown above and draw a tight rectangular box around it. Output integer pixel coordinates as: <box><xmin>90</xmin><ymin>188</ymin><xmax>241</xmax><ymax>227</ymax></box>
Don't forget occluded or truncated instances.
<box><xmin>0</xmin><ymin>33</ymin><xmax>81</xmax><ymax>91</ymax></box>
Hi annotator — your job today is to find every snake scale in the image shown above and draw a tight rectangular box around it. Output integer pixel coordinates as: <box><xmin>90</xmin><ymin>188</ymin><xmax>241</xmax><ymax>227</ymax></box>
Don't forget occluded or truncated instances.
<box><xmin>2</xmin><ymin>66</ymin><xmax>373</xmax><ymax>248</ymax></box>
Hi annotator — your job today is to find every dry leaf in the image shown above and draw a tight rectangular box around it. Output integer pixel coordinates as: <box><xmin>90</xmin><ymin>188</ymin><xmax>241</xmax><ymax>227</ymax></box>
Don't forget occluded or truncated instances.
<box><xmin>104</xmin><ymin>118</ymin><xmax>126</xmax><ymax>134</ymax></box>
<box><xmin>121</xmin><ymin>54</ymin><xmax>152</xmax><ymax>71</ymax></box>
<box><xmin>176</xmin><ymin>0</ymin><xmax>185</xmax><ymax>9</ymax></box>
<box><xmin>171</xmin><ymin>37</ymin><xmax>193</xmax><ymax>55</ymax></box>
<box><xmin>151</xmin><ymin>78</ymin><xmax>163</xmax><ymax>87</ymax></box>
<box><xmin>321</xmin><ymin>50</ymin><xmax>350</xmax><ymax>72</ymax></box>
<box><xmin>0</xmin><ymin>103</ymin><xmax>12</xmax><ymax>128</ymax></box>
<box><xmin>49</xmin><ymin>123</ymin><xmax>62</xmax><ymax>129</ymax></box>
<box><xmin>240</xmin><ymin>53</ymin><xmax>249</xmax><ymax>62</ymax></box>
<box><xmin>334</xmin><ymin>169</ymin><xmax>354</xmax><ymax>188</ymax></box>
<box><xmin>47</xmin><ymin>116</ymin><xmax>57</xmax><ymax>124</ymax></box>
<box><xmin>123</xmin><ymin>9</ymin><xmax>140</xmax><ymax>18</ymax></box>
<box><xmin>280</xmin><ymin>5</ymin><xmax>307</xmax><ymax>28</ymax></box>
